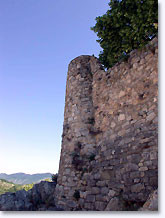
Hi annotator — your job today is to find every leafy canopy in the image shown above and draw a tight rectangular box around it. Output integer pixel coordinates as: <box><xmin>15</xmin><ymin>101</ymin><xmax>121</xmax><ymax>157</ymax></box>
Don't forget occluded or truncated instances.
<box><xmin>91</xmin><ymin>0</ymin><xmax>158</xmax><ymax>69</ymax></box>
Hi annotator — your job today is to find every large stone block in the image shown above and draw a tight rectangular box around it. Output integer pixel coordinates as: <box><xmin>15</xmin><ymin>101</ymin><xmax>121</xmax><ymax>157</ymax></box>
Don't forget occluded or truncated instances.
<box><xmin>101</xmin><ymin>170</ymin><xmax>115</xmax><ymax>180</ymax></box>
<box><xmin>105</xmin><ymin>197</ymin><xmax>123</xmax><ymax>211</ymax></box>
<box><xmin>131</xmin><ymin>183</ymin><xmax>145</xmax><ymax>193</ymax></box>
<box><xmin>95</xmin><ymin>201</ymin><xmax>107</xmax><ymax>211</ymax></box>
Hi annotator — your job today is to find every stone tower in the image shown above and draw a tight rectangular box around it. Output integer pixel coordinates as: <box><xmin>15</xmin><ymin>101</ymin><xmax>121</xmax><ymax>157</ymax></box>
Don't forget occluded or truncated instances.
<box><xmin>56</xmin><ymin>55</ymin><xmax>103</xmax><ymax>210</ymax></box>
<box><xmin>56</xmin><ymin>37</ymin><xmax>158</xmax><ymax>211</ymax></box>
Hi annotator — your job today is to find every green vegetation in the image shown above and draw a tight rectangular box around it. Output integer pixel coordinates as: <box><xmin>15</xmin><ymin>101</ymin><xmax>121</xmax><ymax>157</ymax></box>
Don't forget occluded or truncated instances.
<box><xmin>44</xmin><ymin>178</ymin><xmax>52</xmax><ymax>182</ymax></box>
<box><xmin>0</xmin><ymin>177</ymin><xmax>54</xmax><ymax>195</ymax></box>
<box><xmin>22</xmin><ymin>183</ymin><xmax>34</xmax><ymax>191</ymax></box>
<box><xmin>73</xmin><ymin>190</ymin><xmax>80</xmax><ymax>201</ymax></box>
<box><xmin>91</xmin><ymin>0</ymin><xmax>158</xmax><ymax>69</ymax></box>
<box><xmin>0</xmin><ymin>179</ymin><xmax>22</xmax><ymax>195</ymax></box>
<box><xmin>0</xmin><ymin>179</ymin><xmax>35</xmax><ymax>195</ymax></box>
<box><xmin>51</xmin><ymin>174</ymin><xmax>58</xmax><ymax>183</ymax></box>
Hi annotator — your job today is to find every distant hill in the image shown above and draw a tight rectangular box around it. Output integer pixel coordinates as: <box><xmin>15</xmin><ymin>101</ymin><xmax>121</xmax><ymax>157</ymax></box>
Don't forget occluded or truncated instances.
<box><xmin>0</xmin><ymin>173</ymin><xmax>52</xmax><ymax>185</ymax></box>
<box><xmin>0</xmin><ymin>179</ymin><xmax>23</xmax><ymax>195</ymax></box>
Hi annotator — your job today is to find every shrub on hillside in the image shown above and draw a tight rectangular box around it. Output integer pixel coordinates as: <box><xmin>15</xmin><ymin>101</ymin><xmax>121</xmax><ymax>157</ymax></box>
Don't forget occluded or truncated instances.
<box><xmin>23</xmin><ymin>183</ymin><xmax>34</xmax><ymax>191</ymax></box>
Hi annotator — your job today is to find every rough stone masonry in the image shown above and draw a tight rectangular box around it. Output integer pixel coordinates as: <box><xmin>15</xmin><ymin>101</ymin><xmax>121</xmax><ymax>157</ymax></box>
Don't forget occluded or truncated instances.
<box><xmin>56</xmin><ymin>37</ymin><xmax>158</xmax><ymax>211</ymax></box>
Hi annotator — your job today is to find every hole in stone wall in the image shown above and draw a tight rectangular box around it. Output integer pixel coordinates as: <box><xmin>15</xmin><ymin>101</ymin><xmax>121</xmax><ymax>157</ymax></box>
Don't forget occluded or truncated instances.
<box><xmin>88</xmin><ymin>153</ymin><xmax>96</xmax><ymax>161</ymax></box>
<box><xmin>98</xmin><ymin>77</ymin><xmax>102</xmax><ymax>81</ymax></box>
<box><xmin>95</xmin><ymin>106</ymin><xmax>99</xmax><ymax>110</ymax></box>
<box><xmin>87</xmin><ymin>117</ymin><xmax>95</xmax><ymax>125</ymax></box>
<box><xmin>89</xmin><ymin>128</ymin><xmax>102</xmax><ymax>135</ymax></box>
<box><xmin>71</xmin><ymin>152</ymin><xmax>83</xmax><ymax>171</ymax></box>
<box><xmin>73</xmin><ymin>190</ymin><xmax>80</xmax><ymax>201</ymax></box>
<box><xmin>138</xmin><ymin>93</ymin><xmax>145</xmax><ymax>100</ymax></box>
<box><xmin>123</xmin><ymin>200</ymin><xmax>145</xmax><ymax>211</ymax></box>
<box><xmin>143</xmin><ymin>144</ymin><xmax>150</xmax><ymax>149</ymax></box>
<box><xmin>75</xmin><ymin>141</ymin><xmax>82</xmax><ymax>149</ymax></box>
<box><xmin>150</xmin><ymin>46</ymin><xmax>156</xmax><ymax>55</ymax></box>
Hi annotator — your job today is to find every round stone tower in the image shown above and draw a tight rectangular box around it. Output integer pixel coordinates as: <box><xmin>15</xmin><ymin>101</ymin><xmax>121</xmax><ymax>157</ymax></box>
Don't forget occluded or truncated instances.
<box><xmin>56</xmin><ymin>55</ymin><xmax>103</xmax><ymax>210</ymax></box>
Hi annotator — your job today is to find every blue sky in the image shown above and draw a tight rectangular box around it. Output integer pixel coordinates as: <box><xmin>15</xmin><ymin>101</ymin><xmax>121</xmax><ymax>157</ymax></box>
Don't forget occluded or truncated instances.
<box><xmin>0</xmin><ymin>0</ymin><xmax>109</xmax><ymax>174</ymax></box>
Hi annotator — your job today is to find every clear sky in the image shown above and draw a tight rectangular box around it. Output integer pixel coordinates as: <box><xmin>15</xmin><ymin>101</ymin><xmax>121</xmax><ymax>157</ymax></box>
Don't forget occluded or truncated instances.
<box><xmin>0</xmin><ymin>0</ymin><xmax>109</xmax><ymax>174</ymax></box>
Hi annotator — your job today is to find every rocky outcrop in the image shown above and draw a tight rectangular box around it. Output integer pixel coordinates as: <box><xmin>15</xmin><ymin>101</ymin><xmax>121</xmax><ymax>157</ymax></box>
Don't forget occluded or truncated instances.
<box><xmin>0</xmin><ymin>181</ymin><xmax>62</xmax><ymax>211</ymax></box>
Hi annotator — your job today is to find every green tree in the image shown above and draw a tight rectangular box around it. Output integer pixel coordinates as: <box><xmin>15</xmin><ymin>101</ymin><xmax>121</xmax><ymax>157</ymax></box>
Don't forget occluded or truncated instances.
<box><xmin>91</xmin><ymin>0</ymin><xmax>158</xmax><ymax>69</ymax></box>
<box><xmin>51</xmin><ymin>174</ymin><xmax>58</xmax><ymax>183</ymax></box>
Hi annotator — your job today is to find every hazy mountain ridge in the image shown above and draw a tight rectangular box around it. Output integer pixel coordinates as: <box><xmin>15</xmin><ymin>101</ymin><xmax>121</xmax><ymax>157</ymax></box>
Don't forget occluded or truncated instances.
<box><xmin>0</xmin><ymin>173</ymin><xmax>52</xmax><ymax>185</ymax></box>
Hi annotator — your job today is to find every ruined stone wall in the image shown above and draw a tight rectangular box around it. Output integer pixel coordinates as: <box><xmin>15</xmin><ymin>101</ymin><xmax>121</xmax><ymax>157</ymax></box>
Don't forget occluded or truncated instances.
<box><xmin>56</xmin><ymin>37</ymin><xmax>158</xmax><ymax>211</ymax></box>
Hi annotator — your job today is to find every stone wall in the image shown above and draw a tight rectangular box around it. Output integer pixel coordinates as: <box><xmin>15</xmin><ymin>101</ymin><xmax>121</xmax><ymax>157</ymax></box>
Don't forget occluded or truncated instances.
<box><xmin>56</xmin><ymin>37</ymin><xmax>158</xmax><ymax>211</ymax></box>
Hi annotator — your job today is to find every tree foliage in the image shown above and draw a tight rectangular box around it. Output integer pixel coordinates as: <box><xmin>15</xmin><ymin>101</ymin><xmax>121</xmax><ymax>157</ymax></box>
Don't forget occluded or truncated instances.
<box><xmin>51</xmin><ymin>174</ymin><xmax>58</xmax><ymax>183</ymax></box>
<box><xmin>91</xmin><ymin>0</ymin><xmax>158</xmax><ymax>69</ymax></box>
